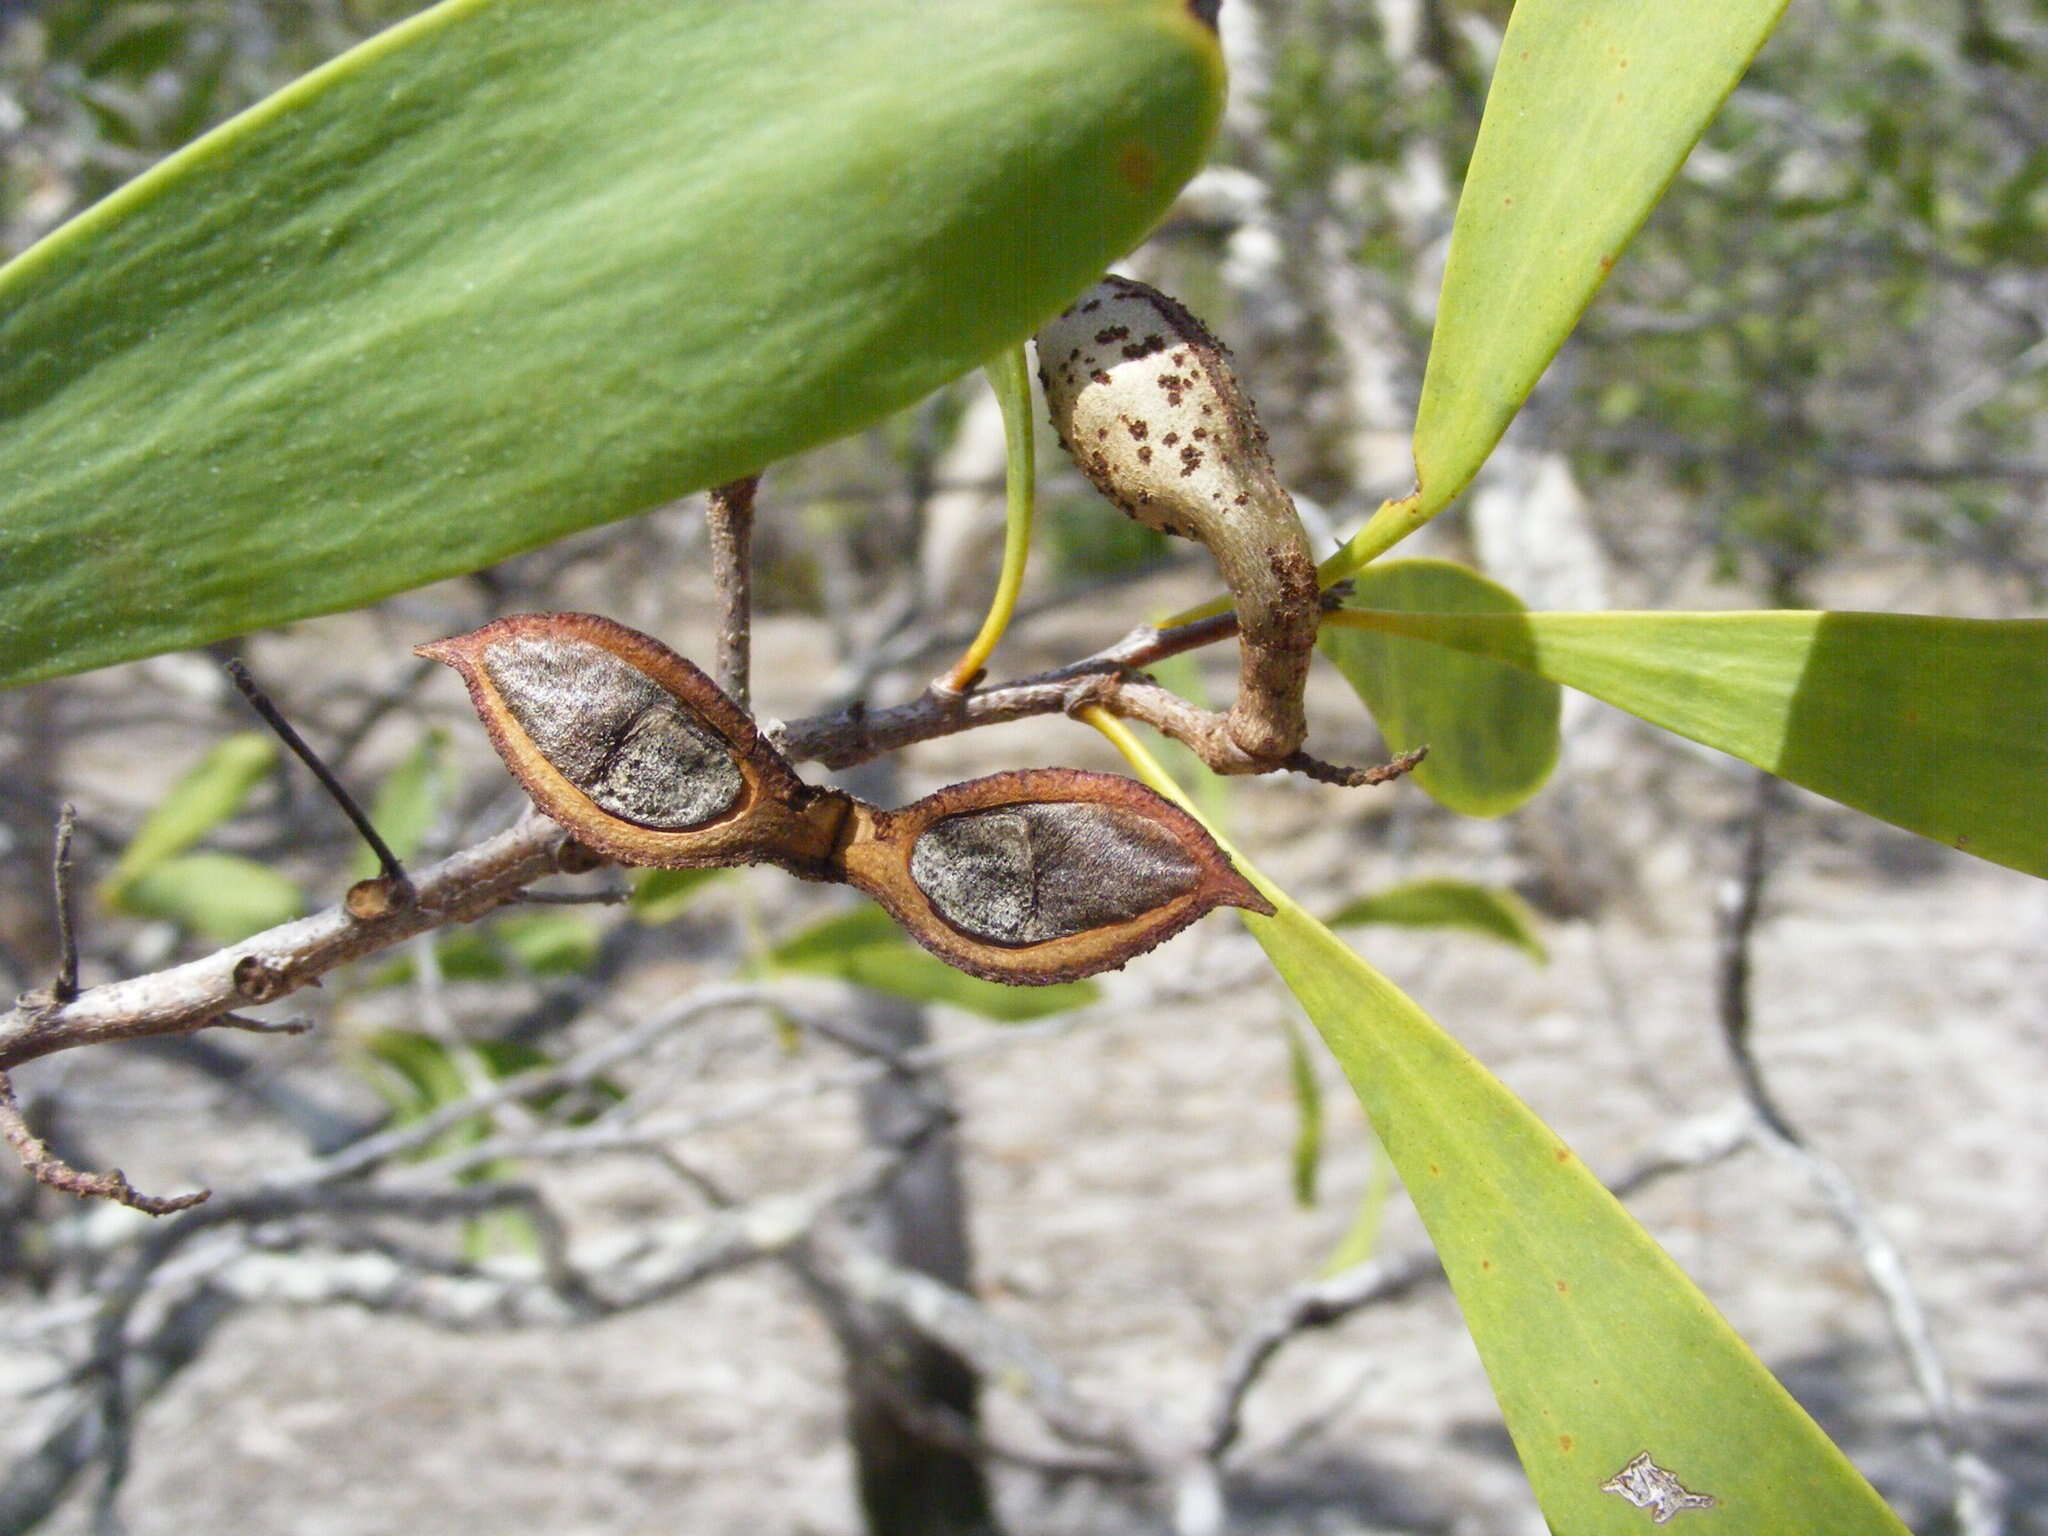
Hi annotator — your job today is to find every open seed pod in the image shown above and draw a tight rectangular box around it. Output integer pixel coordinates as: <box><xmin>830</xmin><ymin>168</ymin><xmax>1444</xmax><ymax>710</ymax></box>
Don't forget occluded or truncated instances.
<box><xmin>417</xmin><ymin>613</ymin><xmax>849</xmax><ymax>875</ymax></box>
<box><xmin>841</xmin><ymin>768</ymin><xmax>1272</xmax><ymax>984</ymax></box>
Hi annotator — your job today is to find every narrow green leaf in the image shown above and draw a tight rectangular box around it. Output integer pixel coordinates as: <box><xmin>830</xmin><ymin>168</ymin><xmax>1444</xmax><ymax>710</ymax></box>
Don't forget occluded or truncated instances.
<box><xmin>0</xmin><ymin>0</ymin><xmax>1223</xmax><ymax>685</ymax></box>
<box><xmin>762</xmin><ymin>904</ymin><xmax>1098</xmax><ymax>1024</ymax></box>
<box><xmin>1328</xmin><ymin>0</ymin><xmax>1789</xmax><ymax>573</ymax></box>
<box><xmin>113</xmin><ymin>851</ymin><xmax>305</xmax><ymax>940</ymax></box>
<box><xmin>360</xmin><ymin>1029</ymin><xmax>474</xmax><ymax>1125</ymax></box>
<box><xmin>101</xmin><ymin>732</ymin><xmax>275</xmax><ymax>898</ymax></box>
<box><xmin>369</xmin><ymin>908</ymin><xmax>600</xmax><ymax>986</ymax></box>
<box><xmin>630</xmin><ymin>866</ymin><xmax>729</xmax><ymax>925</ymax></box>
<box><xmin>1319</xmin><ymin>561</ymin><xmax>1559</xmax><ymax>817</ymax></box>
<box><xmin>1328</xmin><ymin>608</ymin><xmax>2048</xmax><ymax>879</ymax></box>
<box><xmin>350</xmin><ymin>728</ymin><xmax>452</xmax><ymax>879</ymax></box>
<box><xmin>1095</xmin><ymin>715</ymin><xmax>1910</xmax><ymax>1535</ymax></box>
<box><xmin>1319</xmin><ymin>1136</ymin><xmax>1394</xmax><ymax>1277</ymax></box>
<box><xmin>362</xmin><ymin>1029</ymin><xmax>619</xmax><ymax>1126</ymax></box>
<box><xmin>1327</xmin><ymin>878</ymin><xmax>1548</xmax><ymax>963</ymax></box>
<box><xmin>1283</xmin><ymin>1016</ymin><xmax>1324</xmax><ymax>1208</ymax></box>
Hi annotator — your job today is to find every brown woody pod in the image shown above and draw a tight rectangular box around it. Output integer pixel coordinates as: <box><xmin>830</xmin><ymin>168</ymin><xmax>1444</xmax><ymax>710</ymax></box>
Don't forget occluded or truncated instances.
<box><xmin>841</xmin><ymin>768</ymin><xmax>1272</xmax><ymax>984</ymax></box>
<box><xmin>417</xmin><ymin>614</ymin><xmax>850</xmax><ymax>876</ymax></box>
<box><xmin>423</xmin><ymin>614</ymin><xmax>1270</xmax><ymax>985</ymax></box>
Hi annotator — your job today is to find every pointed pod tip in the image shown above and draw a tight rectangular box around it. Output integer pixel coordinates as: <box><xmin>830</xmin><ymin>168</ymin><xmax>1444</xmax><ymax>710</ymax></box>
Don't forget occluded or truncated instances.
<box><xmin>1214</xmin><ymin>860</ymin><xmax>1276</xmax><ymax>919</ymax></box>
<box><xmin>412</xmin><ymin>635</ymin><xmax>467</xmax><ymax>668</ymax></box>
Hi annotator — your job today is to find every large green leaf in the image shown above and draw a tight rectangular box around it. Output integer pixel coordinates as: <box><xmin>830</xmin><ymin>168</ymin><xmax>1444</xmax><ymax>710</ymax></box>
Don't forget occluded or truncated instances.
<box><xmin>0</xmin><ymin>0</ymin><xmax>1223</xmax><ymax>686</ymax></box>
<box><xmin>1093</xmin><ymin>714</ymin><xmax>1908</xmax><ymax>1534</ymax></box>
<box><xmin>1327</xmin><ymin>0</ymin><xmax>1789</xmax><ymax>576</ymax></box>
<box><xmin>1327</xmin><ymin>608</ymin><xmax>2048</xmax><ymax>879</ymax></box>
<box><xmin>1319</xmin><ymin>561</ymin><xmax>1560</xmax><ymax>817</ymax></box>
<box><xmin>761</xmin><ymin>905</ymin><xmax>1097</xmax><ymax>1024</ymax></box>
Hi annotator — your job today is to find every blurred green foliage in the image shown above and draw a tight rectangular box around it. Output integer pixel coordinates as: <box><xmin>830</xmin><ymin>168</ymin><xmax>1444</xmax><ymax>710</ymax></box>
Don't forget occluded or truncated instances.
<box><xmin>1253</xmin><ymin>0</ymin><xmax>2044</xmax><ymax>602</ymax></box>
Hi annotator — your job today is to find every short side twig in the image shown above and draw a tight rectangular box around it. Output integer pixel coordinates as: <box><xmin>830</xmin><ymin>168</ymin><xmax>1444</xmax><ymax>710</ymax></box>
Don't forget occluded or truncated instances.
<box><xmin>50</xmin><ymin>804</ymin><xmax>80</xmax><ymax>1004</ymax></box>
<box><xmin>707</xmin><ymin>476</ymin><xmax>758</xmax><ymax>710</ymax></box>
<box><xmin>1283</xmin><ymin>745</ymin><xmax>1427</xmax><ymax>788</ymax></box>
<box><xmin>226</xmin><ymin>657</ymin><xmax>413</xmax><ymax>906</ymax></box>
<box><xmin>0</xmin><ymin>1071</ymin><xmax>208</xmax><ymax>1214</ymax></box>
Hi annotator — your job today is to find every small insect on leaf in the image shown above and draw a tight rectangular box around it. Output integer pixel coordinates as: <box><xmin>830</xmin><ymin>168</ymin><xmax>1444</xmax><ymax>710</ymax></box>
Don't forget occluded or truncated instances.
<box><xmin>417</xmin><ymin>614</ymin><xmax>846</xmax><ymax>874</ymax></box>
<box><xmin>843</xmin><ymin>769</ymin><xmax>1272</xmax><ymax>984</ymax></box>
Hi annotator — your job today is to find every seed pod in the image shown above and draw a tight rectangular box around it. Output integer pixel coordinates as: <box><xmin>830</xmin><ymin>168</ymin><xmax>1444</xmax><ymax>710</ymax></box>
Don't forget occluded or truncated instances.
<box><xmin>423</xmin><ymin>615</ymin><xmax>1269</xmax><ymax>984</ymax></box>
<box><xmin>417</xmin><ymin>614</ymin><xmax>849</xmax><ymax>875</ymax></box>
<box><xmin>1036</xmin><ymin>276</ymin><xmax>1319</xmax><ymax>767</ymax></box>
<box><xmin>842</xmin><ymin>768</ymin><xmax>1271</xmax><ymax>984</ymax></box>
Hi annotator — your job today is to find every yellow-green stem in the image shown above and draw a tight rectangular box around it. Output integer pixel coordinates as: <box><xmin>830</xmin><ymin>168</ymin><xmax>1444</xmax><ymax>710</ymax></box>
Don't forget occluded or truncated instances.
<box><xmin>942</xmin><ymin>346</ymin><xmax>1036</xmax><ymax>693</ymax></box>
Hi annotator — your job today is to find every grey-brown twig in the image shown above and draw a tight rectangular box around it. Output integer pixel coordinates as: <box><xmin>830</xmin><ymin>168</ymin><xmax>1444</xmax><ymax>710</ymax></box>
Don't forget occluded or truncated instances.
<box><xmin>49</xmin><ymin>804</ymin><xmax>79</xmax><ymax>1005</ymax></box>
<box><xmin>0</xmin><ymin>602</ymin><xmax>1384</xmax><ymax>1095</ymax></box>
<box><xmin>0</xmin><ymin>1071</ymin><xmax>208</xmax><ymax>1214</ymax></box>
<box><xmin>707</xmin><ymin>476</ymin><xmax>758</xmax><ymax>710</ymax></box>
<box><xmin>0</xmin><ymin>814</ymin><xmax>573</xmax><ymax>1073</ymax></box>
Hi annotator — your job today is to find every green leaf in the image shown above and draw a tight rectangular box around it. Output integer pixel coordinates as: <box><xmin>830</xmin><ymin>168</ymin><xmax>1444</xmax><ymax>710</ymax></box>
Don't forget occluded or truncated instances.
<box><xmin>359</xmin><ymin>1029</ymin><xmax>620</xmax><ymax>1179</ymax></box>
<box><xmin>101</xmin><ymin>732</ymin><xmax>275</xmax><ymax>899</ymax></box>
<box><xmin>1326</xmin><ymin>608</ymin><xmax>2048</xmax><ymax>879</ymax></box>
<box><xmin>369</xmin><ymin>908</ymin><xmax>601</xmax><ymax>986</ymax></box>
<box><xmin>1328</xmin><ymin>0</ymin><xmax>1789</xmax><ymax>573</ymax></box>
<box><xmin>1327</xmin><ymin>878</ymin><xmax>1548</xmax><ymax>963</ymax></box>
<box><xmin>112</xmin><ymin>851</ymin><xmax>305</xmax><ymax>940</ymax></box>
<box><xmin>1319</xmin><ymin>1136</ymin><xmax>1394</xmax><ymax>1277</ymax></box>
<box><xmin>629</xmin><ymin>866</ymin><xmax>729</xmax><ymax>925</ymax></box>
<box><xmin>0</xmin><ymin>0</ymin><xmax>1223</xmax><ymax>686</ymax></box>
<box><xmin>1098</xmin><ymin>717</ymin><xmax>1910</xmax><ymax>1535</ymax></box>
<box><xmin>762</xmin><ymin>904</ymin><xmax>1098</xmax><ymax>1024</ymax></box>
<box><xmin>1283</xmin><ymin>1016</ymin><xmax>1324</xmax><ymax>1207</ymax></box>
<box><xmin>350</xmin><ymin>728</ymin><xmax>453</xmax><ymax>879</ymax></box>
<box><xmin>1319</xmin><ymin>561</ymin><xmax>1559</xmax><ymax>817</ymax></box>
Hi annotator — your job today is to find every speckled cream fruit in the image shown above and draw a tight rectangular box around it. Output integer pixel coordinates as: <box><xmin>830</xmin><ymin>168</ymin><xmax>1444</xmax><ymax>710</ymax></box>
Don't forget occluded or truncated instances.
<box><xmin>1036</xmin><ymin>277</ymin><xmax>1318</xmax><ymax>767</ymax></box>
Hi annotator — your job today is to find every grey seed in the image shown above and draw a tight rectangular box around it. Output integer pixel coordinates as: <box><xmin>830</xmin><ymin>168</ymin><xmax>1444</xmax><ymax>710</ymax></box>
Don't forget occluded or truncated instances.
<box><xmin>483</xmin><ymin>635</ymin><xmax>743</xmax><ymax>829</ymax></box>
<box><xmin>910</xmin><ymin>802</ymin><xmax>1202</xmax><ymax>947</ymax></box>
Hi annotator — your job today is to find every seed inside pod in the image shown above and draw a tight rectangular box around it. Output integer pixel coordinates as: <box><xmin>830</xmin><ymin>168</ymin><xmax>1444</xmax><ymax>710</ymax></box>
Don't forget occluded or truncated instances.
<box><xmin>476</xmin><ymin>633</ymin><xmax>743</xmax><ymax>830</ymax></box>
<box><xmin>908</xmin><ymin>800</ymin><xmax>1207</xmax><ymax>947</ymax></box>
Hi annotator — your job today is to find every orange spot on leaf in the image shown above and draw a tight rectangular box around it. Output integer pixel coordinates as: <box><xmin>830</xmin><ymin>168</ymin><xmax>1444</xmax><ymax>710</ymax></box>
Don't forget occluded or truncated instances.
<box><xmin>1116</xmin><ymin>141</ymin><xmax>1158</xmax><ymax>194</ymax></box>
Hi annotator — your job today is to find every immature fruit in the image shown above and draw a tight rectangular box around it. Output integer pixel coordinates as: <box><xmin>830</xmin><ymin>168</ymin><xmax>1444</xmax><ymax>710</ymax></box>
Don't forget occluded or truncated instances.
<box><xmin>421</xmin><ymin>614</ymin><xmax>1270</xmax><ymax>984</ymax></box>
<box><xmin>1037</xmin><ymin>276</ymin><xmax>1320</xmax><ymax>767</ymax></box>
